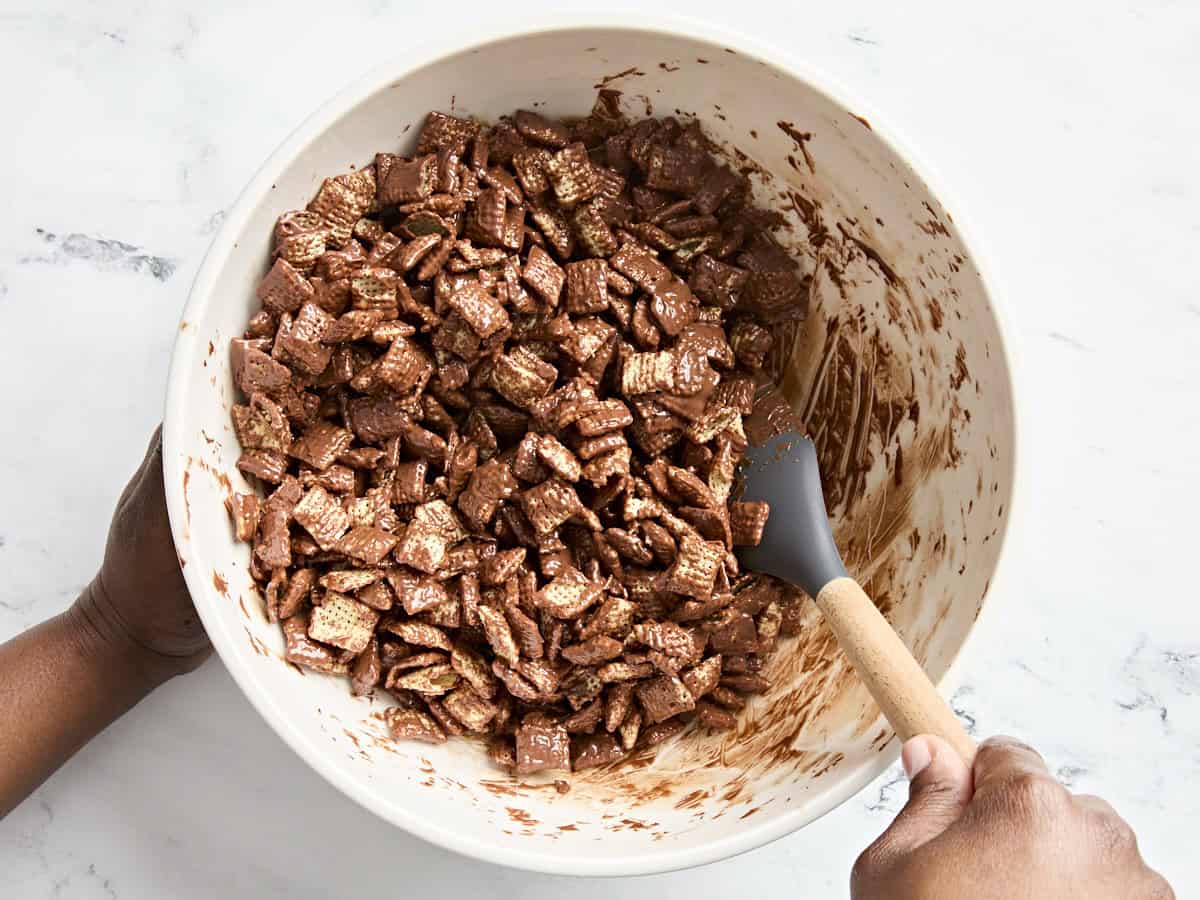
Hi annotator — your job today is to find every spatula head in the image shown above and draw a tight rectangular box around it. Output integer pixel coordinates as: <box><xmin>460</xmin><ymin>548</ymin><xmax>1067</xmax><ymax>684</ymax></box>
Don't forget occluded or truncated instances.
<box><xmin>735</xmin><ymin>431</ymin><xmax>847</xmax><ymax>598</ymax></box>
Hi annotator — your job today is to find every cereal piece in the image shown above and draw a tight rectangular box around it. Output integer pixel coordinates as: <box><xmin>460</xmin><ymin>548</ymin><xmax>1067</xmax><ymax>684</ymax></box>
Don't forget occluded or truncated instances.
<box><xmin>570</xmin><ymin>201</ymin><xmax>617</xmax><ymax>257</ymax></box>
<box><xmin>545</xmin><ymin>142</ymin><xmax>599</xmax><ymax>207</ymax></box>
<box><xmin>283</xmin><ymin>613</ymin><xmax>349</xmax><ymax>674</ymax></box>
<box><xmin>729</xmin><ymin>320</ymin><xmax>774</xmax><ymax>370</ymax></box>
<box><xmin>443</xmin><ymin>686</ymin><xmax>500</xmax><ymax>732</ymax></box>
<box><xmin>480</xmin><ymin>547</ymin><xmax>526</xmax><ymax>586</ymax></box>
<box><xmin>511</xmin><ymin>432</ymin><xmax>550</xmax><ymax>483</ymax></box>
<box><xmin>390</xmin><ymin>234</ymin><xmax>439</xmax><ymax>273</ymax></box>
<box><xmin>573</xmin><ymin>733</ymin><xmax>624</xmax><ymax>771</ymax></box>
<box><xmin>390</xmin><ymin>664</ymin><xmax>459</xmax><ymax>695</ymax></box>
<box><xmin>536</xmin><ymin>434</ymin><xmax>581</xmax><ymax>482</ymax></box>
<box><xmin>563</xmin><ymin>699</ymin><xmax>605</xmax><ymax>735</ymax></box>
<box><xmin>599</xmin><ymin>527</ymin><xmax>650</xmax><ymax>565</ymax></box>
<box><xmin>521</xmin><ymin>245</ymin><xmax>565</xmax><ymax>306</ymax></box>
<box><xmin>500</xmin><ymin>595</ymin><xmax>541</xmax><ymax>654</ymax></box>
<box><xmin>513</xmin><ymin>147</ymin><xmax>552</xmax><ymax>196</ymax></box>
<box><xmin>757</xmin><ymin>601</ymin><xmax>782</xmax><ymax>653</ymax></box>
<box><xmin>572</xmin><ymin>435</ymin><xmax>622</xmax><ymax>465</ymax></box>
<box><xmin>308</xmin><ymin>592</ymin><xmax>378</xmax><ymax>653</ymax></box>
<box><xmin>272</xmin><ymin>568</ymin><xmax>313</xmax><ymax>622</ymax></box>
<box><xmin>580</xmin><ymin>594</ymin><xmax>636</xmax><ymax>640</ymax></box>
<box><xmin>319</xmin><ymin>569</ymin><xmax>382</xmax><ymax>593</ymax></box>
<box><xmin>275</xmin><ymin>210</ymin><xmax>328</xmax><ymax>271</ymax></box>
<box><xmin>647</xmin><ymin>277</ymin><xmax>696</xmax><ymax>337</ymax></box>
<box><xmin>638</xmin><ymin>520</ymin><xmax>677</xmax><ymax>565</ymax></box>
<box><xmin>415</xmin><ymin>112</ymin><xmax>479</xmax><ymax>156</ymax></box>
<box><xmin>609</xmin><ymin>243</ymin><xmax>670</xmax><ymax>291</ymax></box>
<box><xmin>357</xmin><ymin>579</ymin><xmax>394</xmax><ymax>612</ymax></box>
<box><xmin>309</xmin><ymin>175</ymin><xmax>373</xmax><ymax>247</ymax></box>
<box><xmin>560</xmin><ymin>317</ymin><xmax>615</xmax><ymax>364</ymax></box>
<box><xmin>576</xmin><ymin>399</ymin><xmax>633</xmax><ymax>437</ymax></box>
<box><xmin>351</xmin><ymin>638</ymin><xmax>382</xmax><ymax>695</ymax></box>
<box><xmin>388</xmin><ymin>620</ymin><xmax>453</xmax><ymax>652</ymax></box>
<box><xmin>708</xmin><ymin>609</ymin><xmax>759</xmax><ymax>654</ymax></box>
<box><xmin>637</xmin><ymin>717</ymin><xmax>686</xmax><ymax>749</ymax></box>
<box><xmin>376</xmin><ymin>337</ymin><xmax>432</xmax><ymax>394</ymax></box>
<box><xmin>289</xmin><ymin>422</ymin><xmax>354</xmax><ymax>471</ymax></box>
<box><xmin>602</xmin><ymin>683</ymin><xmax>633</xmax><ymax>732</ymax></box>
<box><xmin>458</xmin><ymin>458</ymin><xmax>517</xmax><ymax>531</ymax></box>
<box><xmin>293</xmin><ymin>486</ymin><xmax>351</xmax><ymax>550</ymax></box>
<box><xmin>561</xmin><ymin>635</ymin><xmax>623</xmax><ymax>666</ymax></box>
<box><xmin>394</xmin><ymin>500</ymin><xmax>466</xmax><ymax>573</ymax></box>
<box><xmin>450</xmin><ymin>642</ymin><xmax>497</xmax><ymax>698</ymax></box>
<box><xmin>353</xmin><ymin>217</ymin><xmax>385</xmax><ymax>245</ymax></box>
<box><xmin>598</xmin><ymin>660</ymin><xmax>655</xmax><ymax>683</ymax></box>
<box><xmin>514</xmin><ymin>720</ymin><xmax>570</xmax><ymax>774</ymax></box>
<box><xmin>516</xmin><ymin>658</ymin><xmax>559</xmax><ymax>695</ymax></box>
<box><xmin>619</xmin><ymin>351</ymin><xmax>675</xmax><ymax>396</ymax></box>
<box><xmin>528</xmin><ymin>204</ymin><xmax>574</xmax><ymax>258</ymax></box>
<box><xmin>552</xmin><ymin>668</ymin><xmax>598</xmax><ymax>711</ymax></box>
<box><xmin>336</xmin><ymin>527</ymin><xmax>399</xmax><ymax>565</ymax></box>
<box><xmin>563</xmin><ymin>258</ymin><xmax>609</xmax><ymax>315</ymax></box>
<box><xmin>581</xmin><ymin>446</ymin><xmax>632</xmax><ymax>485</ymax></box>
<box><xmin>386</xmin><ymin>568</ymin><xmax>450</xmax><ymax>615</ymax></box>
<box><xmin>477</xmin><ymin>604</ymin><xmax>519</xmax><ymax>666</ymax></box>
<box><xmin>424</xmin><ymin>697</ymin><xmax>467</xmax><ymax>737</ymax></box>
<box><xmin>730</xmin><ymin>501</ymin><xmax>770</xmax><ymax>547</ymax></box>
<box><xmin>491</xmin><ymin>346</ymin><xmax>557</xmax><ymax>410</ymax></box>
<box><xmin>688</xmin><ymin>253</ymin><xmax>749</xmax><ymax>308</ymax></box>
<box><xmin>231</xmin><ymin>340</ymin><xmax>292</xmax><ymax>396</ymax></box>
<box><xmin>630</xmin><ymin>299</ymin><xmax>660</xmax><ymax>349</ymax></box>
<box><xmin>325</xmin><ymin>308</ymin><xmax>383</xmax><ymax>343</ymax></box>
<box><xmin>680</xmin><ymin>655</ymin><xmax>722</xmax><ymax>699</ymax></box>
<box><xmin>535</xmin><ymin>568</ymin><xmax>603</xmax><ymax>619</ymax></box>
<box><xmin>632</xmin><ymin>621</ymin><xmax>703</xmax><ymax>662</ymax></box>
<box><xmin>684</xmin><ymin>406</ymin><xmax>741</xmax><ymax>445</ymax></box>
<box><xmin>617</xmin><ymin>709</ymin><xmax>642</xmax><ymax>750</ymax></box>
<box><xmin>447</xmin><ymin>281</ymin><xmax>510</xmax><ymax>338</ymax></box>
<box><xmin>384</xmin><ymin>706</ymin><xmax>446</xmax><ymax>743</ymax></box>
<box><xmin>393</xmin><ymin>459</ymin><xmax>429</xmax><ymax>504</ymax></box>
<box><xmin>228</xmin><ymin>493</ymin><xmax>261</xmax><ymax>542</ymax></box>
<box><xmin>666</xmin><ymin>466</ymin><xmax>718</xmax><ymax>509</ymax></box>
<box><xmin>401</xmin><ymin>421</ymin><xmax>447</xmax><ymax>465</ymax></box>
<box><xmin>519</xmin><ymin>477</ymin><xmax>580</xmax><ymax>535</ymax></box>
<box><xmin>664</xmin><ymin>536</ymin><xmax>725</xmax><ymax>599</ymax></box>
<box><xmin>256</xmin><ymin>258</ymin><xmax>314</xmax><ymax>315</ymax></box>
<box><xmin>635</xmin><ymin>675</ymin><xmax>695</xmax><ymax>724</ymax></box>
<box><xmin>720</xmin><ymin>673</ymin><xmax>770</xmax><ymax>693</ymax></box>
<box><xmin>379</xmin><ymin>154</ymin><xmax>438</xmax><ymax>206</ymax></box>
<box><xmin>492</xmin><ymin>659</ymin><xmax>541</xmax><ymax>702</ymax></box>
<box><xmin>779</xmin><ymin>587</ymin><xmax>807</xmax><ymax>637</ymax></box>
<box><xmin>275</xmin><ymin>302</ymin><xmax>334</xmax><ymax>375</ymax></box>
<box><xmin>514</xmin><ymin>110</ymin><xmax>570</xmax><ymax>149</ymax></box>
<box><xmin>348</xmin><ymin>267</ymin><xmax>398</xmax><ymax>314</ymax></box>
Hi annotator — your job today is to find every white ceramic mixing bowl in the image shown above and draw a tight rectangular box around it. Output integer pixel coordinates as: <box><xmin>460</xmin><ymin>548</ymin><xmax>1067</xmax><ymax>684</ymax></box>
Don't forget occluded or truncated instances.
<box><xmin>163</xmin><ymin>15</ymin><xmax>1017</xmax><ymax>876</ymax></box>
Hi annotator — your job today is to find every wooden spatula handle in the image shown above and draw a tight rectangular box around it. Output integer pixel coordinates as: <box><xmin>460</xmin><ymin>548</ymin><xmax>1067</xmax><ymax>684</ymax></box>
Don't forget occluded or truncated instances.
<box><xmin>815</xmin><ymin>576</ymin><xmax>976</xmax><ymax>764</ymax></box>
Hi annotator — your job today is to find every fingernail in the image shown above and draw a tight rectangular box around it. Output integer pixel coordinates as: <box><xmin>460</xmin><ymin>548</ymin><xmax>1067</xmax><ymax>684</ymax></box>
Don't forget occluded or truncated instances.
<box><xmin>901</xmin><ymin>737</ymin><xmax>933</xmax><ymax>779</ymax></box>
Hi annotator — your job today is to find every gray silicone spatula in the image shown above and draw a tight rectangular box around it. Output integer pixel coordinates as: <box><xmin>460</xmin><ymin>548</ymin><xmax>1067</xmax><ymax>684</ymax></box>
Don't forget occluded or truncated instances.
<box><xmin>736</xmin><ymin>430</ymin><xmax>976</xmax><ymax>763</ymax></box>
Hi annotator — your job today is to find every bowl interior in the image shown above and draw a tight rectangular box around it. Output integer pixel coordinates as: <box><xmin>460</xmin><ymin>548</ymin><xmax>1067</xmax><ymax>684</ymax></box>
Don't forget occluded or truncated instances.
<box><xmin>164</xmin><ymin>24</ymin><xmax>1015</xmax><ymax>875</ymax></box>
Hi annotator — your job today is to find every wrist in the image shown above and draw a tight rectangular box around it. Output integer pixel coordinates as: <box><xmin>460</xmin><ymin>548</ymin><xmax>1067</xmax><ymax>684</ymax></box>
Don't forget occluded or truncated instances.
<box><xmin>68</xmin><ymin>578</ymin><xmax>187</xmax><ymax>691</ymax></box>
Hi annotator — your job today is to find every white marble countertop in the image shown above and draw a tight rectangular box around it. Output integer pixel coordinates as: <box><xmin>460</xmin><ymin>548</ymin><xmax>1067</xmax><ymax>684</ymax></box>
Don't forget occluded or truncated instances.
<box><xmin>1</xmin><ymin>0</ymin><xmax>1196</xmax><ymax>895</ymax></box>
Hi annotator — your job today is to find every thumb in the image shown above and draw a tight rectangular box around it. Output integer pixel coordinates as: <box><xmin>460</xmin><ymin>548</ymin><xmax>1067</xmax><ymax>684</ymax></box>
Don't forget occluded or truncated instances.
<box><xmin>877</xmin><ymin>735</ymin><xmax>974</xmax><ymax>856</ymax></box>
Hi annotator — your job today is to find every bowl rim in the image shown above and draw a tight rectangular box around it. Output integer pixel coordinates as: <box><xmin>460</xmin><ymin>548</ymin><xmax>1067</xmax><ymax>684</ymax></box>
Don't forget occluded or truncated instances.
<box><xmin>163</xmin><ymin>10</ymin><xmax>1023</xmax><ymax>878</ymax></box>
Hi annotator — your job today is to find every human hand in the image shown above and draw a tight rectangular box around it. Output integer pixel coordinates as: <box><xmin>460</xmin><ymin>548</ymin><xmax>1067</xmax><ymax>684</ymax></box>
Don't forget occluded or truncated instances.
<box><xmin>72</xmin><ymin>426</ymin><xmax>211</xmax><ymax>686</ymax></box>
<box><xmin>852</xmin><ymin>735</ymin><xmax>1173</xmax><ymax>900</ymax></box>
